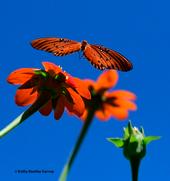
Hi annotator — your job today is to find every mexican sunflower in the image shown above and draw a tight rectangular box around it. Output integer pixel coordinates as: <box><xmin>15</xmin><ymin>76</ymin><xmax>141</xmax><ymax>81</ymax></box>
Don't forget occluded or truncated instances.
<box><xmin>81</xmin><ymin>70</ymin><xmax>137</xmax><ymax>121</ymax></box>
<box><xmin>7</xmin><ymin>62</ymin><xmax>91</xmax><ymax>120</ymax></box>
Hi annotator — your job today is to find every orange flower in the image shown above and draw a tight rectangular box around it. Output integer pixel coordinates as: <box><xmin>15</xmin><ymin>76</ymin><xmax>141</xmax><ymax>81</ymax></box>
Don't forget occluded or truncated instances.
<box><xmin>81</xmin><ymin>70</ymin><xmax>137</xmax><ymax>121</ymax></box>
<box><xmin>7</xmin><ymin>62</ymin><xmax>91</xmax><ymax>120</ymax></box>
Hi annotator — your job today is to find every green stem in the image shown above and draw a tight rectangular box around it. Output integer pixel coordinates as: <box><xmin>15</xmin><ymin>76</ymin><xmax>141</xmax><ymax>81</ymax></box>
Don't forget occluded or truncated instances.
<box><xmin>59</xmin><ymin>109</ymin><xmax>95</xmax><ymax>181</ymax></box>
<box><xmin>130</xmin><ymin>157</ymin><xmax>141</xmax><ymax>181</ymax></box>
<box><xmin>0</xmin><ymin>94</ymin><xmax>50</xmax><ymax>138</ymax></box>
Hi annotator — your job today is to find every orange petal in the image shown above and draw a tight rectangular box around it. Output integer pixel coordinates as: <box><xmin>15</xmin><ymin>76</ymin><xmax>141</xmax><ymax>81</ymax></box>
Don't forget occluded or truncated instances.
<box><xmin>39</xmin><ymin>100</ymin><xmax>52</xmax><ymax>116</ymax></box>
<box><xmin>106</xmin><ymin>90</ymin><xmax>137</xmax><ymax>100</ymax></box>
<box><xmin>95</xmin><ymin>70</ymin><xmax>118</xmax><ymax>91</ymax></box>
<box><xmin>54</xmin><ymin>96</ymin><xmax>65</xmax><ymax>120</ymax></box>
<box><xmin>82</xmin><ymin>79</ymin><xmax>95</xmax><ymax>88</ymax></box>
<box><xmin>104</xmin><ymin>104</ymin><xmax>128</xmax><ymax>120</ymax></box>
<box><xmin>65</xmin><ymin>75</ymin><xmax>77</xmax><ymax>88</ymax></box>
<box><xmin>80</xmin><ymin>109</ymin><xmax>88</xmax><ymax>121</ymax></box>
<box><xmin>42</xmin><ymin>62</ymin><xmax>62</xmax><ymax>76</ymax></box>
<box><xmin>72</xmin><ymin>78</ymin><xmax>91</xmax><ymax>99</ymax></box>
<box><xmin>65</xmin><ymin>87</ymin><xmax>85</xmax><ymax>117</ymax></box>
<box><xmin>95</xmin><ymin>109</ymin><xmax>111</xmax><ymax>121</ymax></box>
<box><xmin>7</xmin><ymin>68</ymin><xmax>37</xmax><ymax>85</ymax></box>
<box><xmin>15</xmin><ymin>88</ymin><xmax>38</xmax><ymax>106</ymax></box>
<box><xmin>114</xmin><ymin>99</ymin><xmax>137</xmax><ymax>111</ymax></box>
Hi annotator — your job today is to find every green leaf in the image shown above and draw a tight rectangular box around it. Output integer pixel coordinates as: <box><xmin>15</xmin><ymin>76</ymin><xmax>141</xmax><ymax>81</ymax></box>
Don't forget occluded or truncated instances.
<box><xmin>144</xmin><ymin>136</ymin><xmax>161</xmax><ymax>145</ymax></box>
<box><xmin>107</xmin><ymin>138</ymin><xmax>124</xmax><ymax>148</ymax></box>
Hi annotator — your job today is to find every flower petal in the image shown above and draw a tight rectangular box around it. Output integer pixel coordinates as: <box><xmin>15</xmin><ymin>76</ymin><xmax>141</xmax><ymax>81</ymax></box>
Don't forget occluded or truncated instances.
<box><xmin>39</xmin><ymin>100</ymin><xmax>52</xmax><ymax>116</ymax></box>
<box><xmin>65</xmin><ymin>87</ymin><xmax>85</xmax><ymax>117</ymax></box>
<box><xmin>42</xmin><ymin>62</ymin><xmax>62</xmax><ymax>76</ymax></box>
<box><xmin>104</xmin><ymin>104</ymin><xmax>128</xmax><ymax>120</ymax></box>
<box><xmin>114</xmin><ymin>99</ymin><xmax>137</xmax><ymax>111</ymax></box>
<box><xmin>95</xmin><ymin>70</ymin><xmax>118</xmax><ymax>91</ymax></box>
<box><xmin>65</xmin><ymin>75</ymin><xmax>76</xmax><ymax>88</ymax></box>
<box><xmin>72</xmin><ymin>78</ymin><xmax>91</xmax><ymax>99</ymax></box>
<box><xmin>95</xmin><ymin>109</ymin><xmax>111</xmax><ymax>121</ymax></box>
<box><xmin>15</xmin><ymin>88</ymin><xmax>38</xmax><ymax>106</ymax></box>
<box><xmin>54</xmin><ymin>96</ymin><xmax>65</xmax><ymax>120</ymax></box>
<box><xmin>82</xmin><ymin>79</ymin><xmax>95</xmax><ymax>88</ymax></box>
<box><xmin>106</xmin><ymin>90</ymin><xmax>137</xmax><ymax>101</ymax></box>
<box><xmin>80</xmin><ymin>109</ymin><xmax>88</xmax><ymax>121</ymax></box>
<box><xmin>7</xmin><ymin>68</ymin><xmax>37</xmax><ymax>85</ymax></box>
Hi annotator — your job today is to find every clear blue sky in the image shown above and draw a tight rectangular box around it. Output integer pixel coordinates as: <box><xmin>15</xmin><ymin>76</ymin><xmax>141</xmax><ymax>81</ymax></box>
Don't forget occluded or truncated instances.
<box><xmin>0</xmin><ymin>0</ymin><xmax>169</xmax><ymax>180</ymax></box>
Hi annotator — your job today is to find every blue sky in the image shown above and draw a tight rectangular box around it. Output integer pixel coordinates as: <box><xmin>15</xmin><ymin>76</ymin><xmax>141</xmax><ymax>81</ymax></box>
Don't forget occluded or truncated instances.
<box><xmin>0</xmin><ymin>0</ymin><xmax>169</xmax><ymax>180</ymax></box>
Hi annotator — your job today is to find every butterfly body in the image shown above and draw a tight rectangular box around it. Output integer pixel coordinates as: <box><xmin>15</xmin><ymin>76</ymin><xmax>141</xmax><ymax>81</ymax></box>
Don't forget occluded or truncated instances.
<box><xmin>31</xmin><ymin>37</ymin><xmax>133</xmax><ymax>71</ymax></box>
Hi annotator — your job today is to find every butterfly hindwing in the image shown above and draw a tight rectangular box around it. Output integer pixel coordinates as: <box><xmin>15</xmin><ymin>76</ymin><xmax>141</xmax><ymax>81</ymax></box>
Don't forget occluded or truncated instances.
<box><xmin>31</xmin><ymin>37</ymin><xmax>82</xmax><ymax>56</ymax></box>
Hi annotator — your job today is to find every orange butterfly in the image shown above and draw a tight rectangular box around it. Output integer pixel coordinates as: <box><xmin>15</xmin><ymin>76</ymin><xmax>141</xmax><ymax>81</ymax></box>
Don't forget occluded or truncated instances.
<box><xmin>31</xmin><ymin>37</ymin><xmax>133</xmax><ymax>71</ymax></box>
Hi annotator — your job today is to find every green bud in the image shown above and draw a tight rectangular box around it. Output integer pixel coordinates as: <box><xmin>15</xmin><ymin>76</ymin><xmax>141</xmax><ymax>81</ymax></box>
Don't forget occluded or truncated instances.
<box><xmin>123</xmin><ymin>122</ymin><xmax>146</xmax><ymax>160</ymax></box>
<box><xmin>107</xmin><ymin>121</ymin><xmax>160</xmax><ymax>160</ymax></box>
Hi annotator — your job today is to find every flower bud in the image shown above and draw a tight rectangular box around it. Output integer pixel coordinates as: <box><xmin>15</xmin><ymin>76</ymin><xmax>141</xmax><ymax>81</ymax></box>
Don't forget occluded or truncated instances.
<box><xmin>123</xmin><ymin>122</ymin><xmax>146</xmax><ymax>160</ymax></box>
<box><xmin>107</xmin><ymin>121</ymin><xmax>160</xmax><ymax>160</ymax></box>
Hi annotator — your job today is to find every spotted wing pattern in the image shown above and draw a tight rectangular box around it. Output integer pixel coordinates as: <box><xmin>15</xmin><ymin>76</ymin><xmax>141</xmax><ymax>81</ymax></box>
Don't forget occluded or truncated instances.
<box><xmin>31</xmin><ymin>37</ymin><xmax>133</xmax><ymax>71</ymax></box>
<box><xmin>83</xmin><ymin>44</ymin><xmax>133</xmax><ymax>71</ymax></box>
<box><xmin>31</xmin><ymin>38</ymin><xmax>82</xmax><ymax>56</ymax></box>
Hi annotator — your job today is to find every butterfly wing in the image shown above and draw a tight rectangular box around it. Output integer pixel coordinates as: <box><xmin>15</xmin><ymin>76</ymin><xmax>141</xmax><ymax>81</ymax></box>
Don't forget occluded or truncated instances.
<box><xmin>83</xmin><ymin>44</ymin><xmax>133</xmax><ymax>71</ymax></box>
<box><xmin>31</xmin><ymin>37</ymin><xmax>82</xmax><ymax>56</ymax></box>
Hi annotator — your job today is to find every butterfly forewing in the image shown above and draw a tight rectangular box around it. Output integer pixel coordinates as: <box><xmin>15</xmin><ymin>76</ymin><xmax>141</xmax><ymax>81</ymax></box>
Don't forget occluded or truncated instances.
<box><xmin>31</xmin><ymin>37</ymin><xmax>82</xmax><ymax>56</ymax></box>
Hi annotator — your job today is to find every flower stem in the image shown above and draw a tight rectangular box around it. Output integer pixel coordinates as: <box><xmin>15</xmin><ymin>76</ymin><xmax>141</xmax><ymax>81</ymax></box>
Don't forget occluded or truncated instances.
<box><xmin>0</xmin><ymin>94</ymin><xmax>50</xmax><ymax>138</ymax></box>
<box><xmin>130</xmin><ymin>157</ymin><xmax>141</xmax><ymax>181</ymax></box>
<box><xmin>59</xmin><ymin>109</ymin><xmax>95</xmax><ymax>181</ymax></box>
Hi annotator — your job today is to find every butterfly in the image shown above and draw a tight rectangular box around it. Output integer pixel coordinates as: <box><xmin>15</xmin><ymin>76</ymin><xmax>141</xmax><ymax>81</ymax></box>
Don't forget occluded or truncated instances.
<box><xmin>31</xmin><ymin>37</ymin><xmax>133</xmax><ymax>71</ymax></box>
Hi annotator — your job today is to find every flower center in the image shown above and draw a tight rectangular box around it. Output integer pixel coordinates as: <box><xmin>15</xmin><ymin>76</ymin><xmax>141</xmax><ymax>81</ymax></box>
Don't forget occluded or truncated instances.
<box><xmin>36</xmin><ymin>70</ymin><xmax>68</xmax><ymax>98</ymax></box>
